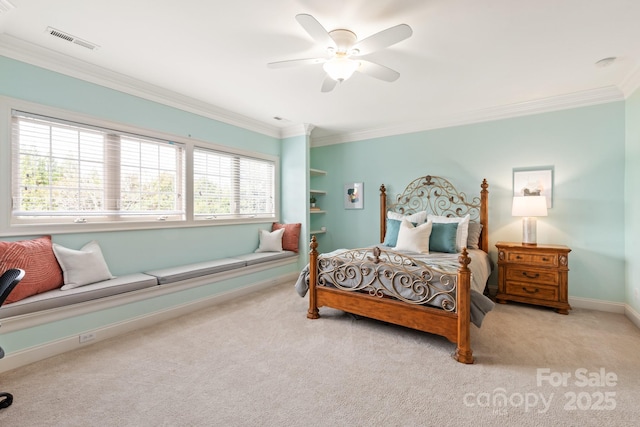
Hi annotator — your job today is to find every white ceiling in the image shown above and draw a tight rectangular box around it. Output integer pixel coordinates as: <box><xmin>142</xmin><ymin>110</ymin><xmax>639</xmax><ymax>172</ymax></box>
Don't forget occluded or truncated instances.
<box><xmin>1</xmin><ymin>0</ymin><xmax>640</xmax><ymax>144</ymax></box>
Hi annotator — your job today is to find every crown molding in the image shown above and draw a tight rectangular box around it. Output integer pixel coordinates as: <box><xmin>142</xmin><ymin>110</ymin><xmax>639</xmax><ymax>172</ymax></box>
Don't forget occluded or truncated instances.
<box><xmin>280</xmin><ymin>123</ymin><xmax>314</xmax><ymax>139</ymax></box>
<box><xmin>0</xmin><ymin>34</ymin><xmax>282</xmax><ymax>139</ymax></box>
<box><xmin>620</xmin><ymin>63</ymin><xmax>640</xmax><ymax>98</ymax></box>
<box><xmin>311</xmin><ymin>86</ymin><xmax>625</xmax><ymax>147</ymax></box>
<box><xmin>0</xmin><ymin>34</ymin><xmax>631</xmax><ymax>147</ymax></box>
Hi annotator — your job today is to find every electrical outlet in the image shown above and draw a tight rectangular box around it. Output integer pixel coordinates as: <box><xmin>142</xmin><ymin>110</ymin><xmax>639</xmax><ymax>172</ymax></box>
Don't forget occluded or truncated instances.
<box><xmin>79</xmin><ymin>332</ymin><xmax>96</xmax><ymax>344</ymax></box>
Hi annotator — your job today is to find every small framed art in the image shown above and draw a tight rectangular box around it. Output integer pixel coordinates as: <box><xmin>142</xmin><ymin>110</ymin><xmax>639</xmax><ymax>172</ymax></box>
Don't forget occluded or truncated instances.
<box><xmin>344</xmin><ymin>182</ymin><xmax>364</xmax><ymax>209</ymax></box>
<box><xmin>513</xmin><ymin>166</ymin><xmax>553</xmax><ymax>208</ymax></box>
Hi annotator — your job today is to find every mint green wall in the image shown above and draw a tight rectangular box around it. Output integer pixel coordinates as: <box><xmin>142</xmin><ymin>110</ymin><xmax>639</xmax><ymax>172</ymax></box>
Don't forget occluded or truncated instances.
<box><xmin>0</xmin><ymin>57</ymin><xmax>278</xmax><ymax>154</ymax></box>
<box><xmin>311</xmin><ymin>102</ymin><xmax>626</xmax><ymax>303</ymax></box>
<box><xmin>281</xmin><ymin>133</ymin><xmax>308</xmax><ymax>268</ymax></box>
<box><xmin>0</xmin><ymin>56</ymin><xmax>299</xmax><ymax>354</ymax></box>
<box><xmin>626</xmin><ymin>87</ymin><xmax>640</xmax><ymax>313</ymax></box>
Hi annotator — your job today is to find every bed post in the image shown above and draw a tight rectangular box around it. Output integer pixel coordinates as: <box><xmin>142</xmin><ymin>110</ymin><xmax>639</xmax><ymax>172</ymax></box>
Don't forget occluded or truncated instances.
<box><xmin>480</xmin><ymin>179</ymin><xmax>489</xmax><ymax>253</ymax></box>
<box><xmin>455</xmin><ymin>248</ymin><xmax>474</xmax><ymax>364</ymax></box>
<box><xmin>380</xmin><ymin>184</ymin><xmax>387</xmax><ymax>243</ymax></box>
<box><xmin>307</xmin><ymin>236</ymin><xmax>320</xmax><ymax>319</ymax></box>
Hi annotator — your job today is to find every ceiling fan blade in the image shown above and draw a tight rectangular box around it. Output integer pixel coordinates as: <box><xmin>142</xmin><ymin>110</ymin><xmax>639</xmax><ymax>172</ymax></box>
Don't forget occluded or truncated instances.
<box><xmin>352</xmin><ymin>24</ymin><xmax>412</xmax><ymax>56</ymax></box>
<box><xmin>268</xmin><ymin>58</ymin><xmax>326</xmax><ymax>68</ymax></box>
<box><xmin>321</xmin><ymin>76</ymin><xmax>338</xmax><ymax>93</ymax></box>
<box><xmin>358</xmin><ymin>60</ymin><xmax>400</xmax><ymax>82</ymax></box>
<box><xmin>295</xmin><ymin>14</ymin><xmax>336</xmax><ymax>49</ymax></box>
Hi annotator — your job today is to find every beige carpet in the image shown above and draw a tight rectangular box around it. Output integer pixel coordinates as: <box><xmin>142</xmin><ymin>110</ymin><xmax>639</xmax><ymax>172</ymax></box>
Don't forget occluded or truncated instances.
<box><xmin>1</xmin><ymin>282</ymin><xmax>639</xmax><ymax>426</ymax></box>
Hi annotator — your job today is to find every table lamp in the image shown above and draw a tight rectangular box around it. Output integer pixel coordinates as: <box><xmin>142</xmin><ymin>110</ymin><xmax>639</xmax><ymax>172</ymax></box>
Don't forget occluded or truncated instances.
<box><xmin>512</xmin><ymin>196</ymin><xmax>548</xmax><ymax>245</ymax></box>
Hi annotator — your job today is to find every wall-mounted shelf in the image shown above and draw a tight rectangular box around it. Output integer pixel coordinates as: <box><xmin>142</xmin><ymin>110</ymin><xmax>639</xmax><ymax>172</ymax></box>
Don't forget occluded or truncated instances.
<box><xmin>310</xmin><ymin>168</ymin><xmax>327</xmax><ymax>241</ymax></box>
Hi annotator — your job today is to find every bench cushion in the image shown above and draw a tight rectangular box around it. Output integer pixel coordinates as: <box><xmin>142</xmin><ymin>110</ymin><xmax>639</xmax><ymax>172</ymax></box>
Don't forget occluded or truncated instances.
<box><xmin>144</xmin><ymin>258</ymin><xmax>247</xmax><ymax>285</ymax></box>
<box><xmin>0</xmin><ymin>273</ymin><xmax>158</xmax><ymax>319</ymax></box>
<box><xmin>234</xmin><ymin>251</ymin><xmax>297</xmax><ymax>266</ymax></box>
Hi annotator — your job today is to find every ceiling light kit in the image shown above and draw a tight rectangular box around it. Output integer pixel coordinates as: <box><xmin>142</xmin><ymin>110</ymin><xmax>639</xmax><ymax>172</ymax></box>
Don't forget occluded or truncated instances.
<box><xmin>268</xmin><ymin>14</ymin><xmax>412</xmax><ymax>92</ymax></box>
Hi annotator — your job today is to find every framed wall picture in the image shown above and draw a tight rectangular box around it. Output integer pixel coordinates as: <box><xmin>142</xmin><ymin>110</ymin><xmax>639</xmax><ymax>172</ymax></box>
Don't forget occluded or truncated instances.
<box><xmin>344</xmin><ymin>182</ymin><xmax>364</xmax><ymax>209</ymax></box>
<box><xmin>513</xmin><ymin>166</ymin><xmax>553</xmax><ymax>208</ymax></box>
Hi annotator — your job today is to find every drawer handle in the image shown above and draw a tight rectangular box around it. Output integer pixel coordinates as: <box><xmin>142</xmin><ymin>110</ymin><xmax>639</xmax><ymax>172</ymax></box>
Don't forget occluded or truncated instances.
<box><xmin>515</xmin><ymin>255</ymin><xmax>522</xmax><ymax>259</ymax></box>
<box><xmin>522</xmin><ymin>272</ymin><xmax>540</xmax><ymax>279</ymax></box>
<box><xmin>541</xmin><ymin>257</ymin><xmax>550</xmax><ymax>261</ymax></box>
<box><xmin>522</xmin><ymin>287</ymin><xmax>539</xmax><ymax>294</ymax></box>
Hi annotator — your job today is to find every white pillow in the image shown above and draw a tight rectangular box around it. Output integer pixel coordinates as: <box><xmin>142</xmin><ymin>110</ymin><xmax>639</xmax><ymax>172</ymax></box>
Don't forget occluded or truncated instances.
<box><xmin>52</xmin><ymin>241</ymin><xmax>115</xmax><ymax>290</ymax></box>
<box><xmin>255</xmin><ymin>228</ymin><xmax>285</xmax><ymax>253</ymax></box>
<box><xmin>394</xmin><ymin>219</ymin><xmax>432</xmax><ymax>254</ymax></box>
<box><xmin>387</xmin><ymin>210</ymin><xmax>427</xmax><ymax>224</ymax></box>
<box><xmin>427</xmin><ymin>214</ymin><xmax>470</xmax><ymax>252</ymax></box>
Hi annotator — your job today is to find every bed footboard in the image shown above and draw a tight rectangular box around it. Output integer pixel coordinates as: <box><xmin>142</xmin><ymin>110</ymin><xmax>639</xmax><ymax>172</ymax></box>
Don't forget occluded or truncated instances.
<box><xmin>306</xmin><ymin>236</ymin><xmax>474</xmax><ymax>364</ymax></box>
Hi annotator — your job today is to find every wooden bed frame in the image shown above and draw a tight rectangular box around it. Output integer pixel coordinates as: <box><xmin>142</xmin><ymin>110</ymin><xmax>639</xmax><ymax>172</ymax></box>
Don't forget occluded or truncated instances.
<box><xmin>307</xmin><ymin>175</ymin><xmax>489</xmax><ymax>364</ymax></box>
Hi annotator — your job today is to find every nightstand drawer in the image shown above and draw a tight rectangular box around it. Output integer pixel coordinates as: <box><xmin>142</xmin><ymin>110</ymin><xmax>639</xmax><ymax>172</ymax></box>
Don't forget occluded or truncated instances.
<box><xmin>506</xmin><ymin>281</ymin><xmax>558</xmax><ymax>301</ymax></box>
<box><xmin>505</xmin><ymin>251</ymin><xmax>557</xmax><ymax>267</ymax></box>
<box><xmin>505</xmin><ymin>267</ymin><xmax>558</xmax><ymax>286</ymax></box>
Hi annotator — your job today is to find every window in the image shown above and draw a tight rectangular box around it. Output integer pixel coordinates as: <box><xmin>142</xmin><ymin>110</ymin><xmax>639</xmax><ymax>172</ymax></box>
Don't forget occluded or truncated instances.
<box><xmin>11</xmin><ymin>110</ymin><xmax>186</xmax><ymax>225</ymax></box>
<box><xmin>193</xmin><ymin>146</ymin><xmax>275</xmax><ymax>219</ymax></box>
<box><xmin>2</xmin><ymin>99</ymin><xmax>279</xmax><ymax>234</ymax></box>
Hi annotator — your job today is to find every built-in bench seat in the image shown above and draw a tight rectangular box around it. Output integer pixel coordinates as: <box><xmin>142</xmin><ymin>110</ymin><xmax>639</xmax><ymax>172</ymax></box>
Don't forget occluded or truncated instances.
<box><xmin>0</xmin><ymin>273</ymin><xmax>158</xmax><ymax>318</ymax></box>
<box><xmin>233</xmin><ymin>251</ymin><xmax>300</xmax><ymax>266</ymax></box>
<box><xmin>145</xmin><ymin>258</ymin><xmax>247</xmax><ymax>285</ymax></box>
<box><xmin>0</xmin><ymin>251</ymin><xmax>297</xmax><ymax>319</ymax></box>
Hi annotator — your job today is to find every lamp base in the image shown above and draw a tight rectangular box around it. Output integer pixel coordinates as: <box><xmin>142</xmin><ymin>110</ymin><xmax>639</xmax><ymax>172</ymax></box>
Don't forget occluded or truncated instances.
<box><xmin>522</xmin><ymin>217</ymin><xmax>538</xmax><ymax>245</ymax></box>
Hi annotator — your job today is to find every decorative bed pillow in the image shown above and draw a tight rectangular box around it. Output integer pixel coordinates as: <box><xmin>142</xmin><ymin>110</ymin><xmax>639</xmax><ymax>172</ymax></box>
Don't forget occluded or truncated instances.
<box><xmin>382</xmin><ymin>218</ymin><xmax>401</xmax><ymax>247</ymax></box>
<box><xmin>387</xmin><ymin>210</ymin><xmax>427</xmax><ymax>224</ymax></box>
<box><xmin>0</xmin><ymin>235</ymin><xmax>64</xmax><ymax>304</ymax></box>
<box><xmin>467</xmin><ymin>222</ymin><xmax>483</xmax><ymax>250</ymax></box>
<box><xmin>53</xmin><ymin>241</ymin><xmax>115</xmax><ymax>290</ymax></box>
<box><xmin>394</xmin><ymin>219</ymin><xmax>432</xmax><ymax>254</ymax></box>
<box><xmin>427</xmin><ymin>214</ymin><xmax>470</xmax><ymax>252</ymax></box>
<box><xmin>429</xmin><ymin>223</ymin><xmax>459</xmax><ymax>254</ymax></box>
<box><xmin>255</xmin><ymin>228</ymin><xmax>285</xmax><ymax>253</ymax></box>
<box><xmin>272</xmin><ymin>223</ymin><xmax>301</xmax><ymax>252</ymax></box>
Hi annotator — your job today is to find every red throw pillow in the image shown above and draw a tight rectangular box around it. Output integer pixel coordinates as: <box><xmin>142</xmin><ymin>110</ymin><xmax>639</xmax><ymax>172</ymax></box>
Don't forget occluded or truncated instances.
<box><xmin>0</xmin><ymin>235</ymin><xmax>64</xmax><ymax>305</ymax></box>
<box><xmin>272</xmin><ymin>223</ymin><xmax>302</xmax><ymax>253</ymax></box>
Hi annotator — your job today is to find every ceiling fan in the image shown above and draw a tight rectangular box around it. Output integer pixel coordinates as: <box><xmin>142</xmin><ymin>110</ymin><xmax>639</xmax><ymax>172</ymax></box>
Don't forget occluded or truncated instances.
<box><xmin>268</xmin><ymin>14</ymin><xmax>413</xmax><ymax>92</ymax></box>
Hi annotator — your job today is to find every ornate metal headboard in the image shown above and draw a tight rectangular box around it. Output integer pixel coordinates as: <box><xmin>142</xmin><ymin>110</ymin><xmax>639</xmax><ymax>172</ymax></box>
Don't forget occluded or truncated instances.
<box><xmin>379</xmin><ymin>175</ymin><xmax>489</xmax><ymax>252</ymax></box>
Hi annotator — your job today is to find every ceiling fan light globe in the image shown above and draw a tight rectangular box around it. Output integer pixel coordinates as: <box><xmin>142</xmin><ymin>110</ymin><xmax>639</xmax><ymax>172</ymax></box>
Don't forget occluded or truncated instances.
<box><xmin>323</xmin><ymin>58</ymin><xmax>359</xmax><ymax>82</ymax></box>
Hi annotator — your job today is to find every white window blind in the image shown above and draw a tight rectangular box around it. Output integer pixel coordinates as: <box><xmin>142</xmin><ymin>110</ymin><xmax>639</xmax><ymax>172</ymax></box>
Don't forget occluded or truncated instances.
<box><xmin>11</xmin><ymin>110</ymin><xmax>186</xmax><ymax>224</ymax></box>
<box><xmin>193</xmin><ymin>146</ymin><xmax>275</xmax><ymax>219</ymax></box>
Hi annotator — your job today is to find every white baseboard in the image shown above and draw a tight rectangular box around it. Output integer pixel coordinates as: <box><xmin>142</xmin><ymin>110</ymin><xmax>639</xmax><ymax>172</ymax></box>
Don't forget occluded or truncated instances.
<box><xmin>0</xmin><ymin>272</ymin><xmax>298</xmax><ymax>374</ymax></box>
<box><xmin>625</xmin><ymin>304</ymin><xmax>640</xmax><ymax>329</ymax></box>
<box><xmin>569</xmin><ymin>296</ymin><xmax>640</xmax><ymax>330</ymax></box>
<box><xmin>5</xmin><ymin>278</ymin><xmax>637</xmax><ymax>374</ymax></box>
<box><xmin>569</xmin><ymin>296</ymin><xmax>625</xmax><ymax>313</ymax></box>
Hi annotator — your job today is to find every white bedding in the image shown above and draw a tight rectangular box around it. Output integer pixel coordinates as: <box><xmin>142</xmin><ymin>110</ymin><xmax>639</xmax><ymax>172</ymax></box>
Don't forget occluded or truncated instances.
<box><xmin>396</xmin><ymin>248</ymin><xmax>492</xmax><ymax>294</ymax></box>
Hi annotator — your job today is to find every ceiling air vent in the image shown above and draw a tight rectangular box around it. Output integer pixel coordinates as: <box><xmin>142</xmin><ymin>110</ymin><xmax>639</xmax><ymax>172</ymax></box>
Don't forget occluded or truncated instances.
<box><xmin>46</xmin><ymin>27</ymin><xmax>99</xmax><ymax>50</ymax></box>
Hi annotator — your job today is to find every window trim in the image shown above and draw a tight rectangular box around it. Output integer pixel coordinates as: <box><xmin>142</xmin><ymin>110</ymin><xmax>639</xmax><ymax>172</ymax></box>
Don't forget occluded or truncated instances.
<box><xmin>0</xmin><ymin>96</ymin><xmax>280</xmax><ymax>237</ymax></box>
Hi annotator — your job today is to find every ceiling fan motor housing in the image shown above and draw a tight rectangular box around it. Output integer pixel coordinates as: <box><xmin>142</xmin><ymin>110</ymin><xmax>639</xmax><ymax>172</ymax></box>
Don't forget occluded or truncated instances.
<box><xmin>328</xmin><ymin>29</ymin><xmax>358</xmax><ymax>54</ymax></box>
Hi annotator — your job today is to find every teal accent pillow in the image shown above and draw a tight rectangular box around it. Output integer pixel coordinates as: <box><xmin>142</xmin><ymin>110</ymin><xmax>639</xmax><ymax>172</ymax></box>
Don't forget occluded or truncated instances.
<box><xmin>383</xmin><ymin>218</ymin><xmax>419</xmax><ymax>247</ymax></box>
<box><xmin>429</xmin><ymin>223</ymin><xmax>458</xmax><ymax>253</ymax></box>
<box><xmin>383</xmin><ymin>218</ymin><xmax>402</xmax><ymax>246</ymax></box>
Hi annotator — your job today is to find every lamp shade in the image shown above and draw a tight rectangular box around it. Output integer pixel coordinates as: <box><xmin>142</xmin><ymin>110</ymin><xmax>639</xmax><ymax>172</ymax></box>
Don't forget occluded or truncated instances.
<box><xmin>323</xmin><ymin>56</ymin><xmax>359</xmax><ymax>82</ymax></box>
<box><xmin>512</xmin><ymin>196</ymin><xmax>548</xmax><ymax>217</ymax></box>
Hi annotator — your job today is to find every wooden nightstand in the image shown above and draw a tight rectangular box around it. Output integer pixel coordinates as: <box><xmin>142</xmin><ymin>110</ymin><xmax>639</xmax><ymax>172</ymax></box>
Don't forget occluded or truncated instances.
<box><xmin>495</xmin><ymin>242</ymin><xmax>571</xmax><ymax>314</ymax></box>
